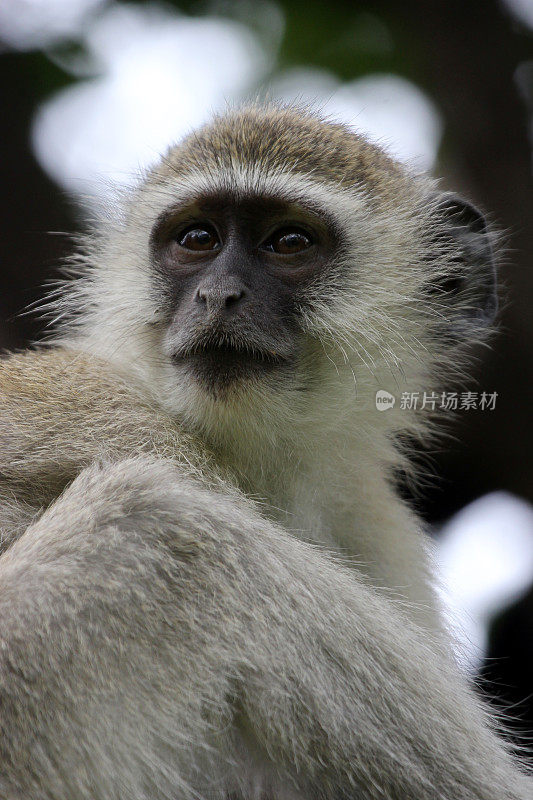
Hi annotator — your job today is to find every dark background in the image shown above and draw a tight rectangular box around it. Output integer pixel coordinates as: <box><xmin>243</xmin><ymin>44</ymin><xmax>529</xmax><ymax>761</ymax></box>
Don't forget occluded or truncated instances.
<box><xmin>2</xmin><ymin>0</ymin><xmax>533</xmax><ymax>756</ymax></box>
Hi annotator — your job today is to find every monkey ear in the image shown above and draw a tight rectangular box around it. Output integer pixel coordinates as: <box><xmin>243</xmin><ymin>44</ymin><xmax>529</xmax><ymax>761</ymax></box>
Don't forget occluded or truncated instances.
<box><xmin>434</xmin><ymin>192</ymin><xmax>498</xmax><ymax>326</ymax></box>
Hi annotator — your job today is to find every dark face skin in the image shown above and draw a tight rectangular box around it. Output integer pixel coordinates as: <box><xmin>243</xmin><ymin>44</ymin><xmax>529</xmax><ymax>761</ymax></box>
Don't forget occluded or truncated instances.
<box><xmin>149</xmin><ymin>193</ymin><xmax>339</xmax><ymax>396</ymax></box>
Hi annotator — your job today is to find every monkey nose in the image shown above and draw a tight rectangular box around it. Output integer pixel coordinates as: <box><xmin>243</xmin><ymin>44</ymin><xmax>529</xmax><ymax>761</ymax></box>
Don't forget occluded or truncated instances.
<box><xmin>195</xmin><ymin>279</ymin><xmax>246</xmax><ymax>315</ymax></box>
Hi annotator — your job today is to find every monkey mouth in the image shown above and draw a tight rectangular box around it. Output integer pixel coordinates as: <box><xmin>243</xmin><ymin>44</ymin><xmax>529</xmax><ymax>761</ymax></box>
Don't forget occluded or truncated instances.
<box><xmin>171</xmin><ymin>340</ymin><xmax>291</xmax><ymax>389</ymax></box>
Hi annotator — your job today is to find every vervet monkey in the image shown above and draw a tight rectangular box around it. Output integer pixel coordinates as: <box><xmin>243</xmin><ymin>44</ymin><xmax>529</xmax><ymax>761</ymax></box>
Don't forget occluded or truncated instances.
<box><xmin>0</xmin><ymin>104</ymin><xmax>530</xmax><ymax>800</ymax></box>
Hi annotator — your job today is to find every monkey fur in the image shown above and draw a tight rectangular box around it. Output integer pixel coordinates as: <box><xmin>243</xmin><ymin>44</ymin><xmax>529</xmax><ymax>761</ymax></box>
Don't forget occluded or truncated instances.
<box><xmin>0</xmin><ymin>105</ymin><xmax>530</xmax><ymax>799</ymax></box>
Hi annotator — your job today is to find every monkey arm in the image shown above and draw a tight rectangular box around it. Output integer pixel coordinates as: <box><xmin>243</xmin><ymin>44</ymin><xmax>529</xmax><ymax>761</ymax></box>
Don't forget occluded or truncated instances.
<box><xmin>0</xmin><ymin>348</ymin><xmax>214</xmax><ymax>512</ymax></box>
<box><xmin>0</xmin><ymin>457</ymin><xmax>529</xmax><ymax>800</ymax></box>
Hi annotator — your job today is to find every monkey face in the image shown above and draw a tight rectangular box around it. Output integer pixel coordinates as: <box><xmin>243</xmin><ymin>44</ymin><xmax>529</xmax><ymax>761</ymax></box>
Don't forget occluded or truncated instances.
<box><xmin>92</xmin><ymin>106</ymin><xmax>498</xmax><ymax>431</ymax></box>
<box><xmin>149</xmin><ymin>192</ymin><xmax>340</xmax><ymax>397</ymax></box>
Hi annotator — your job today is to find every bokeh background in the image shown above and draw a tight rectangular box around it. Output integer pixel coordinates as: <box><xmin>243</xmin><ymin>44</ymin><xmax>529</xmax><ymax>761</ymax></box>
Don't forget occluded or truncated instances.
<box><xmin>2</xmin><ymin>0</ymin><xmax>533</xmax><ymax>756</ymax></box>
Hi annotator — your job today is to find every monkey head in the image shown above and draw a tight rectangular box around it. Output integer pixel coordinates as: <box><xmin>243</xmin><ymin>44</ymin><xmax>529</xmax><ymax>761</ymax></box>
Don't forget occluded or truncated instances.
<box><xmin>59</xmin><ymin>105</ymin><xmax>497</xmax><ymax>440</ymax></box>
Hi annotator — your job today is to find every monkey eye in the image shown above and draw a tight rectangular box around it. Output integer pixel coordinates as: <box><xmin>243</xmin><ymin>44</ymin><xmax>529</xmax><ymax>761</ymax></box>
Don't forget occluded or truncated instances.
<box><xmin>262</xmin><ymin>227</ymin><xmax>314</xmax><ymax>255</ymax></box>
<box><xmin>177</xmin><ymin>225</ymin><xmax>220</xmax><ymax>252</ymax></box>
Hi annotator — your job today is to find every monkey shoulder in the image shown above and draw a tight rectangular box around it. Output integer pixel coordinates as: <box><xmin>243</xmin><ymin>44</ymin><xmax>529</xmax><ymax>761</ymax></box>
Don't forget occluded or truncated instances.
<box><xmin>0</xmin><ymin>347</ymin><xmax>210</xmax><ymax>507</ymax></box>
